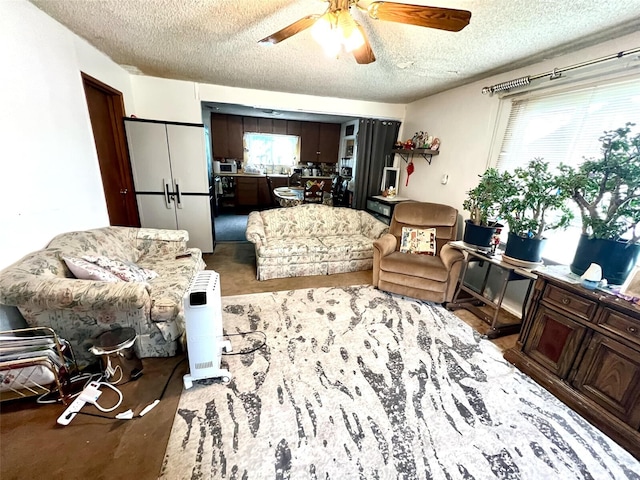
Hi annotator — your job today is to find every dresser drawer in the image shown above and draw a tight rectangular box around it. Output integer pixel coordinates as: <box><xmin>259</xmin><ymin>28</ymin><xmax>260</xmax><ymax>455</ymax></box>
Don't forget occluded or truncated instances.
<box><xmin>542</xmin><ymin>284</ymin><xmax>598</xmax><ymax>321</ymax></box>
<box><xmin>598</xmin><ymin>308</ymin><xmax>640</xmax><ymax>347</ymax></box>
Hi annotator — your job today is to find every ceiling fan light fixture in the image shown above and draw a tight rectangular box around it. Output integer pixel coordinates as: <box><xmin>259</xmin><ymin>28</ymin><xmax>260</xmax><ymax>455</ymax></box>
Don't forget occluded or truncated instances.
<box><xmin>339</xmin><ymin>12</ymin><xmax>365</xmax><ymax>52</ymax></box>
<box><xmin>311</xmin><ymin>10</ymin><xmax>364</xmax><ymax>58</ymax></box>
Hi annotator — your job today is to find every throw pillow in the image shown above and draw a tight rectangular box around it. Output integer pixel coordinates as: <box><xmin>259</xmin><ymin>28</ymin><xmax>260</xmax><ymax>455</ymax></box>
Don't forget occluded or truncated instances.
<box><xmin>399</xmin><ymin>227</ymin><xmax>436</xmax><ymax>255</ymax></box>
<box><xmin>62</xmin><ymin>256</ymin><xmax>121</xmax><ymax>282</ymax></box>
<box><xmin>82</xmin><ymin>255</ymin><xmax>158</xmax><ymax>282</ymax></box>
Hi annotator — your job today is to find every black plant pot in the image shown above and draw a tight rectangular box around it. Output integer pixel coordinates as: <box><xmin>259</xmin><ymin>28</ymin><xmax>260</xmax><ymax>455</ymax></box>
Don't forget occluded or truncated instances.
<box><xmin>504</xmin><ymin>232</ymin><xmax>547</xmax><ymax>263</ymax></box>
<box><xmin>463</xmin><ymin>220</ymin><xmax>500</xmax><ymax>248</ymax></box>
<box><xmin>570</xmin><ymin>234</ymin><xmax>640</xmax><ymax>285</ymax></box>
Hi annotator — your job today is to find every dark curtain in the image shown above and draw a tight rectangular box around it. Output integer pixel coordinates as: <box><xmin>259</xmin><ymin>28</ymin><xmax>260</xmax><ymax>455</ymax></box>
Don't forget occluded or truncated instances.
<box><xmin>353</xmin><ymin>119</ymin><xmax>401</xmax><ymax>210</ymax></box>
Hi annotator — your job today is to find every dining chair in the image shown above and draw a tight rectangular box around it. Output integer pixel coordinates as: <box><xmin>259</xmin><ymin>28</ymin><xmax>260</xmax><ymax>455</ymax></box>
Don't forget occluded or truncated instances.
<box><xmin>303</xmin><ymin>180</ymin><xmax>325</xmax><ymax>204</ymax></box>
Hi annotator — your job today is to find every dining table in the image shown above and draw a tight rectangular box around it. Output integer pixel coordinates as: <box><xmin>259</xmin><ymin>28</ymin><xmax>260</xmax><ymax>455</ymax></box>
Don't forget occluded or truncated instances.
<box><xmin>273</xmin><ymin>186</ymin><xmax>332</xmax><ymax>207</ymax></box>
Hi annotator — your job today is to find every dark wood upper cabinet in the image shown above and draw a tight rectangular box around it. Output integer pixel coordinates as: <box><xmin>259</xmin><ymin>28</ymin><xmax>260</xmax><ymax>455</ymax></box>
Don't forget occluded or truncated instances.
<box><xmin>318</xmin><ymin>123</ymin><xmax>341</xmax><ymax>163</ymax></box>
<box><xmin>211</xmin><ymin>113</ymin><xmax>230</xmax><ymax>159</ymax></box>
<box><xmin>300</xmin><ymin>122</ymin><xmax>320</xmax><ymax>163</ymax></box>
<box><xmin>258</xmin><ymin>117</ymin><xmax>273</xmax><ymax>133</ymax></box>
<box><xmin>227</xmin><ymin>115</ymin><xmax>244</xmax><ymax>159</ymax></box>
<box><xmin>213</xmin><ymin>114</ymin><xmax>340</xmax><ymax>164</ymax></box>
<box><xmin>211</xmin><ymin>113</ymin><xmax>243</xmax><ymax>159</ymax></box>
<box><xmin>286</xmin><ymin>120</ymin><xmax>301</xmax><ymax>136</ymax></box>
<box><xmin>299</xmin><ymin>121</ymin><xmax>341</xmax><ymax>164</ymax></box>
<box><xmin>242</xmin><ymin>116</ymin><xmax>258</xmax><ymax>133</ymax></box>
<box><xmin>273</xmin><ymin>119</ymin><xmax>287</xmax><ymax>135</ymax></box>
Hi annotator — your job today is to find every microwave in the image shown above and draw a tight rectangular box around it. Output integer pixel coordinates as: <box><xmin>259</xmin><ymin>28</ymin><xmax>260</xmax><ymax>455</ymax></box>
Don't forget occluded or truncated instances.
<box><xmin>213</xmin><ymin>161</ymin><xmax>237</xmax><ymax>174</ymax></box>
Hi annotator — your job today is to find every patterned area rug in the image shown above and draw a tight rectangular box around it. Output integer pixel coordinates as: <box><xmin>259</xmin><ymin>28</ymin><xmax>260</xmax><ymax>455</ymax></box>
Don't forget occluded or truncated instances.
<box><xmin>161</xmin><ymin>285</ymin><xmax>640</xmax><ymax>479</ymax></box>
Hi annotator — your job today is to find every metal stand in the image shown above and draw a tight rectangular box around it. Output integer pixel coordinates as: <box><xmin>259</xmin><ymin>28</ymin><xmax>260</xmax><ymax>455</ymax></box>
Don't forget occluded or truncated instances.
<box><xmin>447</xmin><ymin>243</ymin><xmax>537</xmax><ymax>338</ymax></box>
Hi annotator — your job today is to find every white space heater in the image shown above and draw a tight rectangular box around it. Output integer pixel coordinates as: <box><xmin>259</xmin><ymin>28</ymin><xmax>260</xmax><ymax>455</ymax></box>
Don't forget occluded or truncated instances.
<box><xmin>183</xmin><ymin>271</ymin><xmax>232</xmax><ymax>389</ymax></box>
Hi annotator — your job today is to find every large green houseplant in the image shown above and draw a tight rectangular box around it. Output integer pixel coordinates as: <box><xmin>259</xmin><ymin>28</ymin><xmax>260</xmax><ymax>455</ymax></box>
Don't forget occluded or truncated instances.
<box><xmin>559</xmin><ymin>123</ymin><xmax>640</xmax><ymax>284</ymax></box>
<box><xmin>462</xmin><ymin>168</ymin><xmax>506</xmax><ymax>248</ymax></box>
<box><xmin>500</xmin><ymin>158</ymin><xmax>574</xmax><ymax>263</ymax></box>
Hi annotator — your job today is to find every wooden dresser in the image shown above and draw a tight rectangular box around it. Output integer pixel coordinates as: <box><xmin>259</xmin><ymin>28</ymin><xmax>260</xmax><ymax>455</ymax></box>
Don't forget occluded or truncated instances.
<box><xmin>504</xmin><ymin>271</ymin><xmax>640</xmax><ymax>459</ymax></box>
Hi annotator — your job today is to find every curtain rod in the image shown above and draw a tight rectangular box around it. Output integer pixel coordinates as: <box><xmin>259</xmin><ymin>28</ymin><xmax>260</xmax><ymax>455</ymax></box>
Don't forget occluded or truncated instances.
<box><xmin>481</xmin><ymin>46</ymin><xmax>640</xmax><ymax>95</ymax></box>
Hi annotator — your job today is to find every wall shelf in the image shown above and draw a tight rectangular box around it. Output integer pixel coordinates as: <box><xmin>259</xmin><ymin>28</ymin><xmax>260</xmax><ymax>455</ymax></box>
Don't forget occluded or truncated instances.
<box><xmin>391</xmin><ymin>148</ymin><xmax>439</xmax><ymax>164</ymax></box>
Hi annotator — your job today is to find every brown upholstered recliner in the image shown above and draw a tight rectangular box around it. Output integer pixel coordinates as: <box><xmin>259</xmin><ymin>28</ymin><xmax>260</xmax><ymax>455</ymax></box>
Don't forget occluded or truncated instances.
<box><xmin>373</xmin><ymin>202</ymin><xmax>465</xmax><ymax>303</ymax></box>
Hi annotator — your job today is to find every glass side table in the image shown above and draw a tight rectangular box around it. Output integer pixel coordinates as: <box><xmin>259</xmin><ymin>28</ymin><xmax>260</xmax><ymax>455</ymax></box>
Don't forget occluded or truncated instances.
<box><xmin>447</xmin><ymin>241</ymin><xmax>538</xmax><ymax>338</ymax></box>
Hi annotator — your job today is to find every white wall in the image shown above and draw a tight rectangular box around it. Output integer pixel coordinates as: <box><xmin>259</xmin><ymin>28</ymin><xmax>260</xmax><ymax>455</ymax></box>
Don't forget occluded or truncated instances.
<box><xmin>129</xmin><ymin>76</ymin><xmax>407</xmax><ymax>124</ymax></box>
<box><xmin>0</xmin><ymin>0</ymin><xmax>133</xmax><ymax>270</ymax></box>
<box><xmin>399</xmin><ymin>31</ymin><xmax>640</xmax><ymax>215</ymax></box>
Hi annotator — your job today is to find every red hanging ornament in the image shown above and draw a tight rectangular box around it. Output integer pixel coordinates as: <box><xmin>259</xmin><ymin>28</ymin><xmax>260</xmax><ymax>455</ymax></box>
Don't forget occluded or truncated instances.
<box><xmin>406</xmin><ymin>160</ymin><xmax>415</xmax><ymax>186</ymax></box>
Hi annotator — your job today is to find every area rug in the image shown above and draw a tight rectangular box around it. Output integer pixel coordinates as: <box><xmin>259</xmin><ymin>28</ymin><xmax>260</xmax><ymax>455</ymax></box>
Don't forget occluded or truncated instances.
<box><xmin>161</xmin><ymin>285</ymin><xmax>640</xmax><ymax>479</ymax></box>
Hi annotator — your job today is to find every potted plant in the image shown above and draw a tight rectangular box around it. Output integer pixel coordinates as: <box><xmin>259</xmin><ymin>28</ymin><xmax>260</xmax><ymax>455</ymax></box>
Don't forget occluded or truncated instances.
<box><xmin>558</xmin><ymin>123</ymin><xmax>640</xmax><ymax>285</ymax></box>
<box><xmin>499</xmin><ymin>158</ymin><xmax>574</xmax><ymax>264</ymax></box>
<box><xmin>462</xmin><ymin>168</ymin><xmax>506</xmax><ymax>248</ymax></box>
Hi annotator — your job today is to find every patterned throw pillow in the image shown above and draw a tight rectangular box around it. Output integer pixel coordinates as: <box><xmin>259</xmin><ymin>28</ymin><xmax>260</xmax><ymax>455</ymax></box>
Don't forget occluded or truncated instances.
<box><xmin>62</xmin><ymin>256</ymin><xmax>121</xmax><ymax>282</ymax></box>
<box><xmin>82</xmin><ymin>255</ymin><xmax>158</xmax><ymax>282</ymax></box>
<box><xmin>399</xmin><ymin>227</ymin><xmax>436</xmax><ymax>255</ymax></box>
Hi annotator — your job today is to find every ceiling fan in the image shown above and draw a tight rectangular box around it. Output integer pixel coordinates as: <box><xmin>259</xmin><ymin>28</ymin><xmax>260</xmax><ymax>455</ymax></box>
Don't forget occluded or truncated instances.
<box><xmin>258</xmin><ymin>1</ymin><xmax>471</xmax><ymax>64</ymax></box>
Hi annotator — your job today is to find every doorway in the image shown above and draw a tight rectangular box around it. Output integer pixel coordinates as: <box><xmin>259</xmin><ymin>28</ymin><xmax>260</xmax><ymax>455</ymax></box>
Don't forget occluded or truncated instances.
<box><xmin>82</xmin><ymin>73</ymin><xmax>139</xmax><ymax>227</ymax></box>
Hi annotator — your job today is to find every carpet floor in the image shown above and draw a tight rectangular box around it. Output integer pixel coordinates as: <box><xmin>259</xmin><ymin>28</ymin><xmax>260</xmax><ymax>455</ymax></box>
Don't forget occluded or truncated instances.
<box><xmin>215</xmin><ymin>214</ymin><xmax>248</xmax><ymax>242</ymax></box>
<box><xmin>160</xmin><ymin>285</ymin><xmax>640</xmax><ymax>479</ymax></box>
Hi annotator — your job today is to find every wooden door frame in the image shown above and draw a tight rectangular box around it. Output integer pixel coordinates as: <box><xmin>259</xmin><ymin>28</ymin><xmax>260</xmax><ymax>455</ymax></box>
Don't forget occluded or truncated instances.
<box><xmin>81</xmin><ymin>72</ymin><xmax>139</xmax><ymax>225</ymax></box>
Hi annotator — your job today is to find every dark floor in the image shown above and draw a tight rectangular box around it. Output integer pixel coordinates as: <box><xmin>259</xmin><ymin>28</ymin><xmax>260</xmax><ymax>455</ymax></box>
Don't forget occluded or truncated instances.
<box><xmin>0</xmin><ymin>242</ymin><xmax>517</xmax><ymax>479</ymax></box>
<box><xmin>214</xmin><ymin>213</ymin><xmax>249</xmax><ymax>242</ymax></box>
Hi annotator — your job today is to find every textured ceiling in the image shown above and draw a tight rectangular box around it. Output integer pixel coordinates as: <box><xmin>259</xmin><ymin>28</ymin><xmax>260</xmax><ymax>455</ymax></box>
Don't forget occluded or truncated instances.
<box><xmin>30</xmin><ymin>0</ymin><xmax>640</xmax><ymax>104</ymax></box>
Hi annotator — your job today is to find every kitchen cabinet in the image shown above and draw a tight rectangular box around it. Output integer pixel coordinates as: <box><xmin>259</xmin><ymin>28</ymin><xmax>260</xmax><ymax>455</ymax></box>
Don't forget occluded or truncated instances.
<box><xmin>242</xmin><ymin>116</ymin><xmax>258</xmax><ymax>133</ymax></box>
<box><xmin>300</xmin><ymin>122</ymin><xmax>320</xmax><ymax>163</ymax></box>
<box><xmin>235</xmin><ymin>176</ymin><xmax>271</xmax><ymax>207</ymax></box>
<box><xmin>258</xmin><ymin>118</ymin><xmax>273</xmax><ymax>133</ymax></box>
<box><xmin>273</xmin><ymin>119</ymin><xmax>287</xmax><ymax>134</ymax></box>
<box><xmin>318</xmin><ymin>123</ymin><xmax>341</xmax><ymax>163</ymax></box>
<box><xmin>300</xmin><ymin>121</ymin><xmax>340</xmax><ymax>164</ymax></box>
<box><xmin>236</xmin><ymin>177</ymin><xmax>258</xmax><ymax>206</ymax></box>
<box><xmin>504</xmin><ymin>271</ymin><xmax>640</xmax><ymax>459</ymax></box>
<box><xmin>286</xmin><ymin>120</ymin><xmax>301</xmax><ymax>136</ymax></box>
<box><xmin>211</xmin><ymin>113</ymin><xmax>243</xmax><ymax>159</ymax></box>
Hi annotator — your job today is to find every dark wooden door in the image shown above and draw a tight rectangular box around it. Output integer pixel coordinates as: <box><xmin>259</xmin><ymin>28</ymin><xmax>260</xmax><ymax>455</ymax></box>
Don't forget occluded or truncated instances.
<box><xmin>300</xmin><ymin>121</ymin><xmax>320</xmax><ymax>163</ymax></box>
<box><xmin>227</xmin><ymin>115</ymin><xmax>244</xmax><ymax>159</ymax></box>
<box><xmin>572</xmin><ymin>333</ymin><xmax>640</xmax><ymax>427</ymax></box>
<box><xmin>286</xmin><ymin>120</ymin><xmax>301</xmax><ymax>136</ymax></box>
<box><xmin>82</xmin><ymin>73</ymin><xmax>139</xmax><ymax>227</ymax></box>
<box><xmin>523</xmin><ymin>305</ymin><xmax>587</xmax><ymax>378</ymax></box>
<box><xmin>211</xmin><ymin>113</ymin><xmax>230</xmax><ymax>158</ymax></box>
<box><xmin>318</xmin><ymin>123</ymin><xmax>341</xmax><ymax>163</ymax></box>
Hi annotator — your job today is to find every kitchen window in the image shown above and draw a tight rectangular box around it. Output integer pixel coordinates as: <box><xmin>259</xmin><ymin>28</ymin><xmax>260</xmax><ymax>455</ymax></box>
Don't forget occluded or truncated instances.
<box><xmin>493</xmin><ymin>76</ymin><xmax>640</xmax><ymax>264</ymax></box>
<box><xmin>243</xmin><ymin>133</ymin><xmax>299</xmax><ymax>173</ymax></box>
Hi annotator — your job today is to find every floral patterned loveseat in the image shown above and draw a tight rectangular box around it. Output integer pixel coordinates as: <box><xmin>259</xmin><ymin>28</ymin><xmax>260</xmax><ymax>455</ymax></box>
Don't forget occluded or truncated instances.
<box><xmin>246</xmin><ymin>204</ymin><xmax>389</xmax><ymax>280</ymax></box>
<box><xmin>0</xmin><ymin>227</ymin><xmax>205</xmax><ymax>366</ymax></box>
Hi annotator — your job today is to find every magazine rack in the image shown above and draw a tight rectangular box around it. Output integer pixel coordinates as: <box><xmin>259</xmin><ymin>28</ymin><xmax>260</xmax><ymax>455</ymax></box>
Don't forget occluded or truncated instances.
<box><xmin>0</xmin><ymin>327</ymin><xmax>78</xmax><ymax>405</ymax></box>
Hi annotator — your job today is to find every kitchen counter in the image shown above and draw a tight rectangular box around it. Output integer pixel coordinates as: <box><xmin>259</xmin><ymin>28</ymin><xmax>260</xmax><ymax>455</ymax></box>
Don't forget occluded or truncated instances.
<box><xmin>217</xmin><ymin>172</ymin><xmax>288</xmax><ymax>178</ymax></box>
<box><xmin>217</xmin><ymin>172</ymin><xmax>334</xmax><ymax>180</ymax></box>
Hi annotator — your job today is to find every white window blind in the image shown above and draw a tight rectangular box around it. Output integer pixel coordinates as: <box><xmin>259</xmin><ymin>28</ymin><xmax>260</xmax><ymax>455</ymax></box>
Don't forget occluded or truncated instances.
<box><xmin>494</xmin><ymin>76</ymin><xmax>640</xmax><ymax>264</ymax></box>
<box><xmin>496</xmin><ymin>77</ymin><xmax>640</xmax><ymax>173</ymax></box>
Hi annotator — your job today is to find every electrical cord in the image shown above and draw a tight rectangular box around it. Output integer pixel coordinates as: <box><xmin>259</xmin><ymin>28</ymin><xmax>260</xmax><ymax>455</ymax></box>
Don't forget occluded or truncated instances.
<box><xmin>63</xmin><ymin>332</ymin><xmax>265</xmax><ymax>421</ymax></box>
<box><xmin>70</xmin><ymin>357</ymin><xmax>186</xmax><ymax>421</ymax></box>
<box><xmin>222</xmin><ymin>331</ymin><xmax>267</xmax><ymax>355</ymax></box>
<box><xmin>93</xmin><ymin>381</ymin><xmax>123</xmax><ymax>412</ymax></box>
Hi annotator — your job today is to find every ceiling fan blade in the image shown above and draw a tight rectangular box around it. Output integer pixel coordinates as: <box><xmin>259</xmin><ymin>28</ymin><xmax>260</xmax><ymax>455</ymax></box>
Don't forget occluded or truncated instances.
<box><xmin>367</xmin><ymin>2</ymin><xmax>471</xmax><ymax>32</ymax></box>
<box><xmin>258</xmin><ymin>15</ymin><xmax>320</xmax><ymax>45</ymax></box>
<box><xmin>352</xmin><ymin>24</ymin><xmax>376</xmax><ymax>64</ymax></box>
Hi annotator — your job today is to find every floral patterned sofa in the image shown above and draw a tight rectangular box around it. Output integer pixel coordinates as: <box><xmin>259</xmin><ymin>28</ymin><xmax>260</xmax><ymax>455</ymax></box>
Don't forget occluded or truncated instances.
<box><xmin>246</xmin><ymin>204</ymin><xmax>389</xmax><ymax>280</ymax></box>
<box><xmin>0</xmin><ymin>227</ymin><xmax>205</xmax><ymax>366</ymax></box>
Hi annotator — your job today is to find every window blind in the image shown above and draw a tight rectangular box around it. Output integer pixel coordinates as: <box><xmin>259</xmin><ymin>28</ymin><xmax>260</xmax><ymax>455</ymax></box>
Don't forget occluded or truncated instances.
<box><xmin>496</xmin><ymin>77</ymin><xmax>640</xmax><ymax>173</ymax></box>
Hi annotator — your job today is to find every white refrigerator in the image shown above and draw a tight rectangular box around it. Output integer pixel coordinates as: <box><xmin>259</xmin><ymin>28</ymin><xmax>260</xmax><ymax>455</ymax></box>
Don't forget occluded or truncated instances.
<box><xmin>124</xmin><ymin>118</ymin><xmax>214</xmax><ymax>253</ymax></box>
